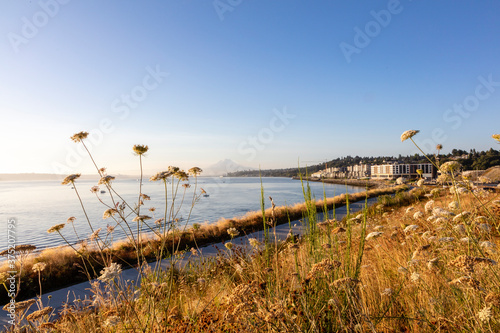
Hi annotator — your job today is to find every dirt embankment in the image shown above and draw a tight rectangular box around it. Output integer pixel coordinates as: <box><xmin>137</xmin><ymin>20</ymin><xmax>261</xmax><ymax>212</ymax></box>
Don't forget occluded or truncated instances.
<box><xmin>292</xmin><ymin>177</ymin><xmax>388</xmax><ymax>189</ymax></box>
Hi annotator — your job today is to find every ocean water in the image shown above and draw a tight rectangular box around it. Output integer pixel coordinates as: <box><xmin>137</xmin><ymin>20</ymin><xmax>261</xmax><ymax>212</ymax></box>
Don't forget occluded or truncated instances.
<box><xmin>0</xmin><ymin>177</ymin><xmax>364</xmax><ymax>253</ymax></box>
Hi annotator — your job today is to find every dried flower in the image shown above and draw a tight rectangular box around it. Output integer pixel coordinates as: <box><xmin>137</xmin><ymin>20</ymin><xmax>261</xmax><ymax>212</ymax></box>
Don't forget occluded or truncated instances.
<box><xmin>381</xmin><ymin>288</ymin><xmax>394</xmax><ymax>296</ymax></box>
<box><xmin>70</xmin><ymin>131</ymin><xmax>89</xmax><ymax>142</ymax></box>
<box><xmin>224</xmin><ymin>242</ymin><xmax>233</xmax><ymax>250</ymax></box>
<box><xmin>90</xmin><ymin>228</ymin><xmax>102</xmax><ymax>240</ymax></box>
<box><xmin>150</xmin><ymin>171</ymin><xmax>173</xmax><ymax>181</ymax></box>
<box><xmin>61</xmin><ymin>173</ymin><xmax>81</xmax><ymax>185</ymax></box>
<box><xmin>477</xmin><ymin>306</ymin><xmax>492</xmax><ymax>323</ymax></box>
<box><xmin>448</xmin><ymin>201</ymin><xmax>459</xmax><ymax>210</ymax></box>
<box><xmin>227</xmin><ymin>227</ymin><xmax>239</xmax><ymax>238</ymax></box>
<box><xmin>140</xmin><ymin>193</ymin><xmax>151</xmax><ymax>200</ymax></box>
<box><xmin>103</xmin><ymin>208</ymin><xmax>118</xmax><ymax>219</ymax></box>
<box><xmin>32</xmin><ymin>262</ymin><xmax>47</xmax><ymax>273</ymax></box>
<box><xmin>98</xmin><ymin>175</ymin><xmax>115</xmax><ymax>185</ymax></box>
<box><xmin>133</xmin><ymin>144</ymin><xmax>148</xmax><ymax>155</ymax></box>
<box><xmin>132</xmin><ymin>215</ymin><xmax>152</xmax><ymax>222</ymax></box>
<box><xmin>2</xmin><ymin>299</ymin><xmax>36</xmax><ymax>312</ymax></box>
<box><xmin>103</xmin><ymin>315</ymin><xmax>120</xmax><ymax>328</ymax></box>
<box><xmin>425</xmin><ymin>200</ymin><xmax>434</xmax><ymax>214</ymax></box>
<box><xmin>188</xmin><ymin>167</ymin><xmax>203</xmax><ymax>176</ymax></box>
<box><xmin>90</xmin><ymin>186</ymin><xmax>99</xmax><ymax>193</ymax></box>
<box><xmin>436</xmin><ymin>144</ymin><xmax>443</xmax><ymax>151</ymax></box>
<box><xmin>417</xmin><ymin>179</ymin><xmax>425</xmax><ymax>187</ymax></box>
<box><xmin>410</xmin><ymin>272</ymin><xmax>420</xmax><ymax>282</ymax></box>
<box><xmin>492</xmin><ymin>134</ymin><xmax>500</xmax><ymax>143</ymax></box>
<box><xmin>307</xmin><ymin>259</ymin><xmax>341</xmax><ymax>280</ymax></box>
<box><xmin>98</xmin><ymin>262</ymin><xmax>122</xmax><ymax>283</ymax></box>
<box><xmin>248</xmin><ymin>238</ymin><xmax>261</xmax><ymax>248</ymax></box>
<box><xmin>404</xmin><ymin>225</ymin><xmax>419</xmax><ymax>233</ymax></box>
<box><xmin>449</xmin><ymin>276</ymin><xmax>481</xmax><ymax>290</ymax></box>
<box><xmin>401</xmin><ymin>130</ymin><xmax>420</xmax><ymax>142</ymax></box>
<box><xmin>365</xmin><ymin>231</ymin><xmax>383</xmax><ymax>240</ymax></box>
<box><xmin>26</xmin><ymin>306</ymin><xmax>53</xmax><ymax>321</ymax></box>
<box><xmin>47</xmin><ymin>223</ymin><xmax>65</xmax><ymax>233</ymax></box>
<box><xmin>413</xmin><ymin>211</ymin><xmax>424</xmax><ymax>219</ymax></box>
<box><xmin>66</xmin><ymin>216</ymin><xmax>76</xmax><ymax>223</ymax></box>
<box><xmin>439</xmin><ymin>161</ymin><xmax>461</xmax><ymax>174</ymax></box>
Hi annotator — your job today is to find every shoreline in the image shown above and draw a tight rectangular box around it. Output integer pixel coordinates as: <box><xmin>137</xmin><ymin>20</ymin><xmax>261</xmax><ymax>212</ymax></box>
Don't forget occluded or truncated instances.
<box><xmin>292</xmin><ymin>176</ymin><xmax>385</xmax><ymax>188</ymax></box>
<box><xmin>0</xmin><ymin>184</ymin><xmax>408</xmax><ymax>305</ymax></box>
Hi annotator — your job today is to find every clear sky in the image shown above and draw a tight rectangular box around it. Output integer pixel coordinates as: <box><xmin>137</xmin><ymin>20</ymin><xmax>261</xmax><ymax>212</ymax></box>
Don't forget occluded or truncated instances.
<box><xmin>1</xmin><ymin>0</ymin><xmax>500</xmax><ymax>175</ymax></box>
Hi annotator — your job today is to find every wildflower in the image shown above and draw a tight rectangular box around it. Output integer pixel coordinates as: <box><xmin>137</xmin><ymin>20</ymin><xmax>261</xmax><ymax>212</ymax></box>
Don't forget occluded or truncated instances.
<box><xmin>492</xmin><ymin>134</ymin><xmax>500</xmax><ymax>143</ymax></box>
<box><xmin>132</xmin><ymin>215</ymin><xmax>152</xmax><ymax>222</ymax></box>
<box><xmin>248</xmin><ymin>238</ymin><xmax>261</xmax><ymax>247</ymax></box>
<box><xmin>90</xmin><ymin>186</ymin><xmax>99</xmax><ymax>193</ymax></box>
<box><xmin>98</xmin><ymin>175</ymin><xmax>115</xmax><ymax>185</ymax></box>
<box><xmin>478</xmin><ymin>223</ymin><xmax>492</xmax><ymax>233</ymax></box>
<box><xmin>132</xmin><ymin>144</ymin><xmax>148</xmax><ymax>155</ymax></box>
<box><xmin>90</xmin><ymin>228</ymin><xmax>101</xmax><ymax>240</ymax></box>
<box><xmin>331</xmin><ymin>277</ymin><xmax>359</xmax><ymax>288</ymax></box>
<box><xmin>26</xmin><ymin>306</ymin><xmax>53</xmax><ymax>321</ymax></box>
<box><xmin>425</xmin><ymin>200</ymin><xmax>434</xmax><ymax>214</ymax></box>
<box><xmin>174</xmin><ymin>170</ymin><xmax>189</xmax><ymax>181</ymax></box>
<box><xmin>413</xmin><ymin>211</ymin><xmax>424</xmax><ymax>219</ymax></box>
<box><xmin>365</xmin><ymin>231</ymin><xmax>383</xmax><ymax>240</ymax></box>
<box><xmin>227</xmin><ymin>227</ymin><xmax>239</xmax><ymax>238</ymax></box>
<box><xmin>32</xmin><ymin>262</ymin><xmax>47</xmax><ymax>273</ymax></box>
<box><xmin>140</xmin><ymin>193</ymin><xmax>151</xmax><ymax>200</ymax></box>
<box><xmin>188</xmin><ymin>167</ymin><xmax>203</xmax><ymax>176</ymax></box>
<box><xmin>439</xmin><ymin>161</ymin><xmax>461</xmax><ymax>174</ymax></box>
<box><xmin>410</xmin><ymin>272</ymin><xmax>420</xmax><ymax>282</ymax></box>
<box><xmin>448</xmin><ymin>201</ymin><xmax>459</xmax><ymax>210</ymax></box>
<box><xmin>103</xmin><ymin>316</ymin><xmax>120</xmax><ymax>328</ymax></box>
<box><xmin>98</xmin><ymin>262</ymin><xmax>122</xmax><ymax>283</ymax></box>
<box><xmin>417</xmin><ymin>179</ymin><xmax>425</xmax><ymax>187</ymax></box>
<box><xmin>477</xmin><ymin>306</ymin><xmax>492</xmax><ymax>323</ymax></box>
<box><xmin>436</xmin><ymin>144</ymin><xmax>443</xmax><ymax>150</ymax></box>
<box><xmin>449</xmin><ymin>276</ymin><xmax>481</xmax><ymax>290</ymax></box>
<box><xmin>150</xmin><ymin>171</ymin><xmax>173</xmax><ymax>181</ymax></box>
<box><xmin>453</xmin><ymin>211</ymin><xmax>471</xmax><ymax>222</ymax></box>
<box><xmin>453</xmin><ymin>224</ymin><xmax>466</xmax><ymax>233</ymax></box>
<box><xmin>70</xmin><ymin>131</ymin><xmax>89</xmax><ymax>142</ymax></box>
<box><xmin>433</xmin><ymin>207</ymin><xmax>453</xmax><ymax>217</ymax></box>
<box><xmin>168</xmin><ymin>166</ymin><xmax>180</xmax><ymax>173</ymax></box>
<box><xmin>405</xmin><ymin>207</ymin><xmax>415</xmax><ymax>214</ymax></box>
<box><xmin>67</xmin><ymin>216</ymin><xmax>76</xmax><ymax>223</ymax></box>
<box><xmin>61</xmin><ymin>173</ymin><xmax>81</xmax><ymax>185</ymax></box>
<box><xmin>404</xmin><ymin>225</ymin><xmax>419</xmax><ymax>233</ymax></box>
<box><xmin>400</xmin><ymin>130</ymin><xmax>420</xmax><ymax>142</ymax></box>
<box><xmin>103</xmin><ymin>208</ymin><xmax>118</xmax><ymax>219</ymax></box>
<box><xmin>2</xmin><ymin>299</ymin><xmax>36</xmax><ymax>312</ymax></box>
<box><xmin>427</xmin><ymin>257</ymin><xmax>439</xmax><ymax>270</ymax></box>
<box><xmin>307</xmin><ymin>259</ymin><xmax>341</xmax><ymax>279</ymax></box>
<box><xmin>182</xmin><ymin>183</ymin><xmax>191</xmax><ymax>189</ymax></box>
<box><xmin>190</xmin><ymin>247</ymin><xmax>198</xmax><ymax>256</ymax></box>
<box><xmin>107</xmin><ymin>225</ymin><xmax>115</xmax><ymax>233</ymax></box>
<box><xmin>438</xmin><ymin>237</ymin><xmax>454</xmax><ymax>243</ymax></box>
<box><xmin>480</xmin><ymin>241</ymin><xmax>496</xmax><ymax>252</ymax></box>
<box><xmin>449</xmin><ymin>255</ymin><xmax>497</xmax><ymax>273</ymax></box>
<box><xmin>155</xmin><ymin>218</ymin><xmax>164</xmax><ymax>225</ymax></box>
<box><xmin>224</xmin><ymin>242</ymin><xmax>233</xmax><ymax>250</ymax></box>
<box><xmin>149</xmin><ymin>207</ymin><xmax>156</xmax><ymax>212</ymax></box>
<box><xmin>381</xmin><ymin>288</ymin><xmax>393</xmax><ymax>296</ymax></box>
<box><xmin>47</xmin><ymin>223</ymin><xmax>65</xmax><ymax>233</ymax></box>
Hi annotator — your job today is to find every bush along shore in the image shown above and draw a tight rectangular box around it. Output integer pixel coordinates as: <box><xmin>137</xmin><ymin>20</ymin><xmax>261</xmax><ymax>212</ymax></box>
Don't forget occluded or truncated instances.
<box><xmin>1</xmin><ymin>130</ymin><xmax>499</xmax><ymax>332</ymax></box>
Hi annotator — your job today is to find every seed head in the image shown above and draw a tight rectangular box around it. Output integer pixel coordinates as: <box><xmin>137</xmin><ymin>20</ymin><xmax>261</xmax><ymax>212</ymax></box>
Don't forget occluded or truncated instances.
<box><xmin>98</xmin><ymin>175</ymin><xmax>115</xmax><ymax>185</ymax></box>
<box><xmin>70</xmin><ymin>131</ymin><xmax>89</xmax><ymax>142</ymax></box>
<box><xmin>227</xmin><ymin>227</ymin><xmax>239</xmax><ymax>238</ymax></box>
<box><xmin>32</xmin><ymin>262</ymin><xmax>47</xmax><ymax>273</ymax></box>
<box><xmin>26</xmin><ymin>306</ymin><xmax>53</xmax><ymax>321</ymax></box>
<box><xmin>436</xmin><ymin>144</ymin><xmax>443</xmax><ymax>151</ymax></box>
<box><xmin>439</xmin><ymin>161</ymin><xmax>461</xmax><ymax>174</ymax></box>
<box><xmin>401</xmin><ymin>130</ymin><xmax>420</xmax><ymax>142</ymax></box>
<box><xmin>224</xmin><ymin>242</ymin><xmax>233</xmax><ymax>250</ymax></box>
<box><xmin>103</xmin><ymin>208</ymin><xmax>118</xmax><ymax>219</ymax></box>
<box><xmin>132</xmin><ymin>215</ymin><xmax>152</xmax><ymax>222</ymax></box>
<box><xmin>98</xmin><ymin>262</ymin><xmax>122</xmax><ymax>283</ymax></box>
<box><xmin>188</xmin><ymin>167</ymin><xmax>203</xmax><ymax>176</ymax></box>
<box><xmin>47</xmin><ymin>223</ymin><xmax>65</xmax><ymax>233</ymax></box>
<box><xmin>150</xmin><ymin>171</ymin><xmax>173</xmax><ymax>181</ymax></box>
<box><xmin>67</xmin><ymin>216</ymin><xmax>76</xmax><ymax>223</ymax></box>
<box><xmin>478</xmin><ymin>306</ymin><xmax>492</xmax><ymax>323</ymax></box>
<box><xmin>61</xmin><ymin>173</ymin><xmax>81</xmax><ymax>185</ymax></box>
<box><xmin>132</xmin><ymin>144</ymin><xmax>148</xmax><ymax>155</ymax></box>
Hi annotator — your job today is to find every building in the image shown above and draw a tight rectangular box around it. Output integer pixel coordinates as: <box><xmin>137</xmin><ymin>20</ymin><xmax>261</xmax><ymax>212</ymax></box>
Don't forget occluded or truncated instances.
<box><xmin>311</xmin><ymin>163</ymin><xmax>371</xmax><ymax>179</ymax></box>
<box><xmin>370</xmin><ymin>163</ymin><xmax>436</xmax><ymax>180</ymax></box>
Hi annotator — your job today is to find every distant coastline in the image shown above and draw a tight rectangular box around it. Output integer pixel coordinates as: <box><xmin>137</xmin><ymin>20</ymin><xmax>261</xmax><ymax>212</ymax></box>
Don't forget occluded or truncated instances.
<box><xmin>0</xmin><ymin>173</ymin><xmax>136</xmax><ymax>182</ymax></box>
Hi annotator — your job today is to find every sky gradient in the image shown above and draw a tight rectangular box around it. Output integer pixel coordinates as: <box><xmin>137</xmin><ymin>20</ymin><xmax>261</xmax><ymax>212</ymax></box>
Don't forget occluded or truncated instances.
<box><xmin>1</xmin><ymin>0</ymin><xmax>500</xmax><ymax>175</ymax></box>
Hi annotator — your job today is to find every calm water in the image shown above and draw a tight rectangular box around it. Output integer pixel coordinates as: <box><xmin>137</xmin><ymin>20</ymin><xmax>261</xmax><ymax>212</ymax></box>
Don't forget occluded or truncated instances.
<box><xmin>0</xmin><ymin>177</ymin><xmax>364</xmax><ymax>253</ymax></box>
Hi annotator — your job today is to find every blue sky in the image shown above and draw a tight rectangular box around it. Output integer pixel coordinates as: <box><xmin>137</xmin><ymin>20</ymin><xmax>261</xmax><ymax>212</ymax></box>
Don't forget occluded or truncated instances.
<box><xmin>1</xmin><ymin>0</ymin><xmax>499</xmax><ymax>175</ymax></box>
